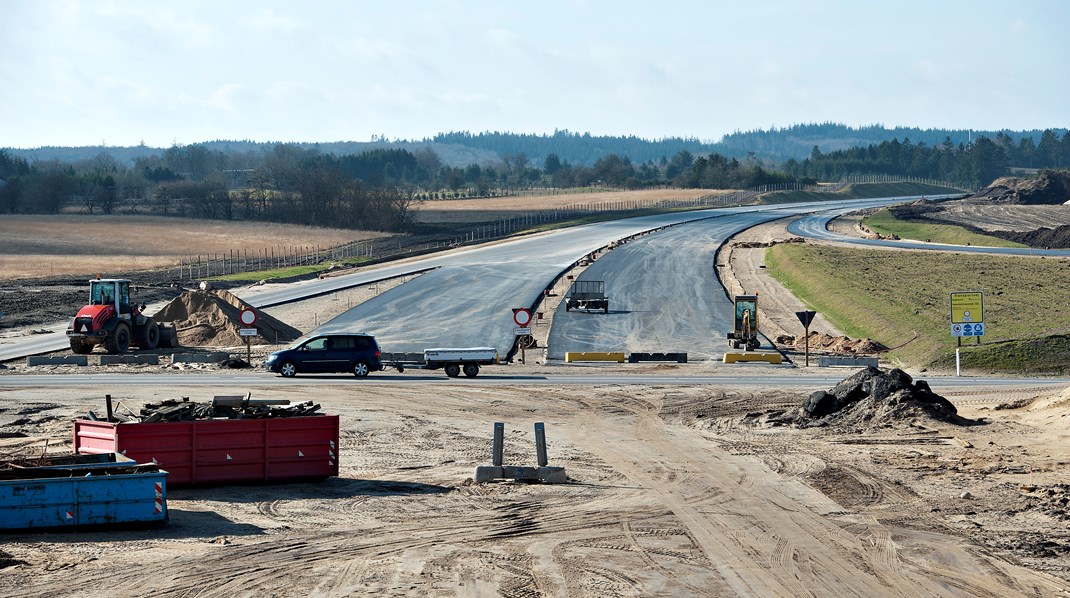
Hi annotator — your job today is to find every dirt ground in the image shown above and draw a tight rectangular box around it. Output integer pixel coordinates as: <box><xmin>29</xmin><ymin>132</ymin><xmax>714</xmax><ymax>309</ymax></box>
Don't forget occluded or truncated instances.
<box><xmin>2</xmin><ymin>375</ymin><xmax>1069</xmax><ymax>596</ymax></box>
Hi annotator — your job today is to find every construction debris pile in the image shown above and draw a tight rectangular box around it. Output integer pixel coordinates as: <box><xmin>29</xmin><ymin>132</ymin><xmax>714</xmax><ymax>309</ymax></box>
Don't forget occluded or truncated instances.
<box><xmin>86</xmin><ymin>394</ymin><xmax>322</xmax><ymax>423</ymax></box>
<box><xmin>152</xmin><ymin>288</ymin><xmax>301</xmax><ymax>348</ymax></box>
<box><xmin>776</xmin><ymin>331</ymin><xmax>888</xmax><ymax>354</ymax></box>
<box><xmin>798</xmin><ymin>366</ymin><xmax>962</xmax><ymax>427</ymax></box>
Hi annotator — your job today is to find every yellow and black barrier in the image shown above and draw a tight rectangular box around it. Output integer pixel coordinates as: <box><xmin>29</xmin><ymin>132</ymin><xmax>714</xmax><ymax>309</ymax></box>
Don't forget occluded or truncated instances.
<box><xmin>723</xmin><ymin>352</ymin><xmax>783</xmax><ymax>364</ymax></box>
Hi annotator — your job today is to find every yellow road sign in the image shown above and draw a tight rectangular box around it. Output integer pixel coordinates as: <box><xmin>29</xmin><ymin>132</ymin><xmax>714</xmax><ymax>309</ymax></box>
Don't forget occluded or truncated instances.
<box><xmin>950</xmin><ymin>291</ymin><xmax>984</xmax><ymax>324</ymax></box>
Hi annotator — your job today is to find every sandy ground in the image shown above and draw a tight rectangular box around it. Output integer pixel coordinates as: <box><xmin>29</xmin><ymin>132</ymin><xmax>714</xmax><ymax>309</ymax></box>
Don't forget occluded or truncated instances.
<box><xmin>2</xmin><ymin>378</ymin><xmax>1070</xmax><ymax>596</ymax></box>
<box><xmin>3</xmin><ymin>214</ymin><xmax>1070</xmax><ymax>595</ymax></box>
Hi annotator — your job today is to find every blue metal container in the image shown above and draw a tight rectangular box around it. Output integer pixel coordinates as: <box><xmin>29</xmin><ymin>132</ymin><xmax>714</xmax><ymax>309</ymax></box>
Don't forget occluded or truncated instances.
<box><xmin>0</xmin><ymin>453</ymin><xmax>168</xmax><ymax>531</ymax></box>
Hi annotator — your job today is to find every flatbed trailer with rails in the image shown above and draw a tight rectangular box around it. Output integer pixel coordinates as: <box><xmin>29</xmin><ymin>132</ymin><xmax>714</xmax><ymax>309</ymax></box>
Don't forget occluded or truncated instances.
<box><xmin>387</xmin><ymin>347</ymin><xmax>500</xmax><ymax>378</ymax></box>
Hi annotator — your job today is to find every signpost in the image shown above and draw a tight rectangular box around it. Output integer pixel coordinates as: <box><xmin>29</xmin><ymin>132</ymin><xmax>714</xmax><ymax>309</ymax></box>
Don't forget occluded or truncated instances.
<box><xmin>512</xmin><ymin>308</ymin><xmax>533</xmax><ymax>363</ymax></box>
<box><xmin>949</xmin><ymin>291</ymin><xmax>984</xmax><ymax>376</ymax></box>
<box><xmin>239</xmin><ymin>308</ymin><xmax>258</xmax><ymax>363</ymax></box>
<box><xmin>795</xmin><ymin>310</ymin><xmax>817</xmax><ymax>367</ymax></box>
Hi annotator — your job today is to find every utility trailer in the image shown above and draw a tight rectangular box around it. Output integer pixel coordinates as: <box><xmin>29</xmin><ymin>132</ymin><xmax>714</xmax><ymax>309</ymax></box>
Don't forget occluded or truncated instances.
<box><xmin>388</xmin><ymin>347</ymin><xmax>500</xmax><ymax>378</ymax></box>
<box><xmin>565</xmin><ymin>280</ymin><xmax>609</xmax><ymax>313</ymax></box>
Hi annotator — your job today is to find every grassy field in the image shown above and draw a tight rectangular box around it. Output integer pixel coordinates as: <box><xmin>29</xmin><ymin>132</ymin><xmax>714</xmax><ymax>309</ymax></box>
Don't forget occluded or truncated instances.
<box><xmin>765</xmin><ymin>243</ymin><xmax>1070</xmax><ymax>374</ymax></box>
<box><xmin>862</xmin><ymin>207</ymin><xmax>1027</xmax><ymax>248</ymax></box>
<box><xmin>761</xmin><ymin>182</ymin><xmax>963</xmax><ymax>204</ymax></box>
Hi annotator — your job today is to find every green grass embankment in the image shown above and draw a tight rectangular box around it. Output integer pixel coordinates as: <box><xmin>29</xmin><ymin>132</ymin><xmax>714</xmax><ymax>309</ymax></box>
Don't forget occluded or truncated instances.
<box><xmin>765</xmin><ymin>243</ymin><xmax>1070</xmax><ymax>374</ymax></box>
<box><xmin>211</xmin><ymin>258</ymin><xmax>372</xmax><ymax>282</ymax></box>
<box><xmin>862</xmin><ymin>207</ymin><xmax>1027</xmax><ymax>248</ymax></box>
<box><xmin>761</xmin><ymin>182</ymin><xmax>963</xmax><ymax>204</ymax></box>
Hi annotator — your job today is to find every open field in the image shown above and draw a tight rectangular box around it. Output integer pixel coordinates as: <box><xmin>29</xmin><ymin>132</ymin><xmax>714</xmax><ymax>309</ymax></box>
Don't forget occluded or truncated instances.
<box><xmin>765</xmin><ymin>243</ymin><xmax>1070</xmax><ymax>373</ymax></box>
<box><xmin>862</xmin><ymin>207</ymin><xmax>1027</xmax><ymax>248</ymax></box>
<box><xmin>760</xmin><ymin>182</ymin><xmax>963</xmax><ymax>204</ymax></box>
<box><xmin>0</xmin><ymin>215</ymin><xmax>386</xmax><ymax>281</ymax></box>
<box><xmin>412</xmin><ymin>188</ymin><xmax>728</xmax><ymax>223</ymax></box>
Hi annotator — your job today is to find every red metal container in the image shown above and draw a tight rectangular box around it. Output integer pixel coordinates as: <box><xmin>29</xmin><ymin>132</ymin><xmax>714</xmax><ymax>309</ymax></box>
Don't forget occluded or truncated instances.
<box><xmin>73</xmin><ymin>416</ymin><xmax>339</xmax><ymax>486</ymax></box>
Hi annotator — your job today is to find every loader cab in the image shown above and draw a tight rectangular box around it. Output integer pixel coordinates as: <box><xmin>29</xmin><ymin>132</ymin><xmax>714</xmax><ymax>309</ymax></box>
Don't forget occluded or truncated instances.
<box><xmin>89</xmin><ymin>279</ymin><xmax>131</xmax><ymax>315</ymax></box>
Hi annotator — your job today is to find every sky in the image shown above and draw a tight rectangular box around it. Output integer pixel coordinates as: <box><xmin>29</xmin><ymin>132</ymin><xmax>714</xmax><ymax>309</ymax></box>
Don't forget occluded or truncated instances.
<box><xmin>2</xmin><ymin>0</ymin><xmax>1068</xmax><ymax>149</ymax></box>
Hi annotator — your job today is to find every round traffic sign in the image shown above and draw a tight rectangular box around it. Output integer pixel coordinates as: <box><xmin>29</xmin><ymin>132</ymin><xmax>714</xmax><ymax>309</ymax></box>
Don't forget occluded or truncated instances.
<box><xmin>513</xmin><ymin>308</ymin><xmax>532</xmax><ymax>327</ymax></box>
<box><xmin>240</xmin><ymin>308</ymin><xmax>257</xmax><ymax>326</ymax></box>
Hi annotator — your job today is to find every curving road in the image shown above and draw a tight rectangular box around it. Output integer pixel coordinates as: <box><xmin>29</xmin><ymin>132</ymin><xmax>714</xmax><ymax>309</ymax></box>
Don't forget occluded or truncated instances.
<box><xmin>0</xmin><ymin>196</ymin><xmax>934</xmax><ymax>363</ymax></box>
<box><xmin>788</xmin><ymin>201</ymin><xmax>1070</xmax><ymax>257</ymax></box>
<box><xmin>311</xmin><ymin>198</ymin><xmax>912</xmax><ymax>357</ymax></box>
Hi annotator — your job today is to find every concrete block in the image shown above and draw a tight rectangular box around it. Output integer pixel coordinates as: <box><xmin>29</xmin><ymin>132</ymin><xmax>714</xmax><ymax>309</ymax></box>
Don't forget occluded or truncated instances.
<box><xmin>629</xmin><ymin>352</ymin><xmax>687</xmax><ymax>363</ymax></box>
<box><xmin>818</xmin><ymin>355</ymin><xmax>880</xmax><ymax>367</ymax></box>
<box><xmin>171</xmin><ymin>352</ymin><xmax>230</xmax><ymax>364</ymax></box>
<box><xmin>723</xmin><ymin>352</ymin><xmax>783</xmax><ymax>364</ymax></box>
<box><xmin>99</xmin><ymin>354</ymin><xmax>160</xmax><ymax>366</ymax></box>
<box><xmin>536</xmin><ymin>466</ymin><xmax>568</xmax><ymax>483</ymax></box>
<box><xmin>501</xmin><ymin>465</ymin><xmax>541</xmax><ymax>479</ymax></box>
<box><xmin>564</xmin><ymin>351</ymin><xmax>626</xmax><ymax>363</ymax></box>
<box><xmin>26</xmin><ymin>355</ymin><xmax>88</xmax><ymax>366</ymax></box>
<box><xmin>474</xmin><ymin>466</ymin><xmax>503</xmax><ymax>483</ymax></box>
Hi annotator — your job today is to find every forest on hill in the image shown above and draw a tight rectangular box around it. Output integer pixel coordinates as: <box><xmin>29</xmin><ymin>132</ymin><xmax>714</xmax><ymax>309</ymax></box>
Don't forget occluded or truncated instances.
<box><xmin>3</xmin><ymin>124</ymin><xmax>1068</xmax><ymax>232</ymax></box>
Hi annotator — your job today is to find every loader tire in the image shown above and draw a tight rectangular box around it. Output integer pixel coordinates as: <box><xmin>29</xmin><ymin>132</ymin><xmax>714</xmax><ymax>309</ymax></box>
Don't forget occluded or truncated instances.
<box><xmin>104</xmin><ymin>322</ymin><xmax>131</xmax><ymax>354</ymax></box>
<box><xmin>70</xmin><ymin>339</ymin><xmax>93</xmax><ymax>354</ymax></box>
<box><xmin>136</xmin><ymin>319</ymin><xmax>160</xmax><ymax>350</ymax></box>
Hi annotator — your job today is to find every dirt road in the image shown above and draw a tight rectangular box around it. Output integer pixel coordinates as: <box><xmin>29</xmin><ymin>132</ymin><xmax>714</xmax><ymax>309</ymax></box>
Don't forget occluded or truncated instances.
<box><xmin>2</xmin><ymin>380</ymin><xmax>1068</xmax><ymax>596</ymax></box>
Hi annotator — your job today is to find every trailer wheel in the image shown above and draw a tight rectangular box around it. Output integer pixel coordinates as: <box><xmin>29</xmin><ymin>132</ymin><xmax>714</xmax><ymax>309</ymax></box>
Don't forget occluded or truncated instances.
<box><xmin>279</xmin><ymin>361</ymin><xmax>297</xmax><ymax>377</ymax></box>
<box><xmin>70</xmin><ymin>339</ymin><xmax>93</xmax><ymax>354</ymax></box>
<box><xmin>352</xmin><ymin>361</ymin><xmax>370</xmax><ymax>378</ymax></box>
<box><xmin>604</xmin><ymin>301</ymin><xmax>610</xmax><ymax>314</ymax></box>
<box><xmin>445</xmin><ymin>363</ymin><xmax>461</xmax><ymax>377</ymax></box>
<box><xmin>463</xmin><ymin>363</ymin><xmax>479</xmax><ymax>377</ymax></box>
<box><xmin>104</xmin><ymin>322</ymin><xmax>131</xmax><ymax>354</ymax></box>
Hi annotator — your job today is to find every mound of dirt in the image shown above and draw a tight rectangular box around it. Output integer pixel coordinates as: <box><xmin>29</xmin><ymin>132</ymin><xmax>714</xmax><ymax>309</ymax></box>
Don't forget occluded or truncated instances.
<box><xmin>734</xmin><ymin>237</ymin><xmax>806</xmax><ymax>249</ymax></box>
<box><xmin>798</xmin><ymin>366</ymin><xmax>963</xmax><ymax>427</ymax></box>
<box><xmin>971</xmin><ymin>170</ymin><xmax>1070</xmax><ymax>205</ymax></box>
<box><xmin>152</xmin><ymin>289</ymin><xmax>301</xmax><ymax>348</ymax></box>
<box><xmin>777</xmin><ymin>331</ymin><xmax>887</xmax><ymax>354</ymax></box>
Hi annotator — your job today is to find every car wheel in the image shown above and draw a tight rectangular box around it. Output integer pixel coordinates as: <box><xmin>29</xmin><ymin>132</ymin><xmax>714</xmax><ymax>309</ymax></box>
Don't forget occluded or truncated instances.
<box><xmin>279</xmin><ymin>361</ymin><xmax>297</xmax><ymax>377</ymax></box>
<box><xmin>463</xmin><ymin>363</ymin><xmax>479</xmax><ymax>378</ymax></box>
<box><xmin>445</xmin><ymin>363</ymin><xmax>461</xmax><ymax>377</ymax></box>
<box><xmin>352</xmin><ymin>361</ymin><xmax>370</xmax><ymax>377</ymax></box>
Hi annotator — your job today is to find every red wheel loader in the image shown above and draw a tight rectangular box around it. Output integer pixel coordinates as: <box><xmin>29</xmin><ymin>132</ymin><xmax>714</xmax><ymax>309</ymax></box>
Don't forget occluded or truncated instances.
<box><xmin>66</xmin><ymin>278</ymin><xmax>177</xmax><ymax>354</ymax></box>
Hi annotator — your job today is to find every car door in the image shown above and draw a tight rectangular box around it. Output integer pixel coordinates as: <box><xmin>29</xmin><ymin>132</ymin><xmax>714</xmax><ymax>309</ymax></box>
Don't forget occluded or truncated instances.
<box><xmin>325</xmin><ymin>335</ymin><xmax>356</xmax><ymax>372</ymax></box>
<box><xmin>299</xmin><ymin>337</ymin><xmax>331</xmax><ymax>373</ymax></box>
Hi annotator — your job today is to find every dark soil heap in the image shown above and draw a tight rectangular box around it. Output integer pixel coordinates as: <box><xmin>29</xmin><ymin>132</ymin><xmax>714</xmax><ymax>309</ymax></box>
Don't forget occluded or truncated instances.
<box><xmin>799</xmin><ymin>366</ymin><xmax>961</xmax><ymax>427</ymax></box>
<box><xmin>970</xmin><ymin>169</ymin><xmax>1070</xmax><ymax>205</ymax></box>
<box><xmin>152</xmin><ymin>289</ymin><xmax>301</xmax><ymax>347</ymax></box>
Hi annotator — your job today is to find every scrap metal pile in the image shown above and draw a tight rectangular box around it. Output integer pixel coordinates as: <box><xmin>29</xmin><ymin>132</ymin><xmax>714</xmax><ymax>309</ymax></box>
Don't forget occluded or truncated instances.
<box><xmin>84</xmin><ymin>393</ymin><xmax>322</xmax><ymax>423</ymax></box>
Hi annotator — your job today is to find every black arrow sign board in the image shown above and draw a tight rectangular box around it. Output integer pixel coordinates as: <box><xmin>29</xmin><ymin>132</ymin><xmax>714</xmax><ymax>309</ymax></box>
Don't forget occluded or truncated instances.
<box><xmin>796</xmin><ymin>310</ymin><xmax>817</xmax><ymax>328</ymax></box>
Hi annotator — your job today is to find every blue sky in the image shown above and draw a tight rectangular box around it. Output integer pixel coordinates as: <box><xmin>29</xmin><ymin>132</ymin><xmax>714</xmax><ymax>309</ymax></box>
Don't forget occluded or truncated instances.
<box><xmin>2</xmin><ymin>0</ymin><xmax>1067</xmax><ymax>148</ymax></box>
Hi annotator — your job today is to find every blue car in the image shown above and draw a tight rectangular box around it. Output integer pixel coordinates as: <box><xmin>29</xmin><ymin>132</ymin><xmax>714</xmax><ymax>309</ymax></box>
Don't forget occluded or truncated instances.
<box><xmin>264</xmin><ymin>333</ymin><xmax>383</xmax><ymax>378</ymax></box>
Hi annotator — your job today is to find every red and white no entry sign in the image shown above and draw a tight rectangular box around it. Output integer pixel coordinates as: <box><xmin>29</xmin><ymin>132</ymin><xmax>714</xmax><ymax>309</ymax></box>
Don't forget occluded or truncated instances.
<box><xmin>240</xmin><ymin>308</ymin><xmax>258</xmax><ymax>326</ymax></box>
<box><xmin>513</xmin><ymin>308</ymin><xmax>532</xmax><ymax>327</ymax></box>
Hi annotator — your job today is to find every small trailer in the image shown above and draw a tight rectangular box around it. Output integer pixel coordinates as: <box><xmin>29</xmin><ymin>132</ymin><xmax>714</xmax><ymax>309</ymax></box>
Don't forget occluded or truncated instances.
<box><xmin>389</xmin><ymin>347</ymin><xmax>500</xmax><ymax>378</ymax></box>
<box><xmin>565</xmin><ymin>280</ymin><xmax>609</xmax><ymax>313</ymax></box>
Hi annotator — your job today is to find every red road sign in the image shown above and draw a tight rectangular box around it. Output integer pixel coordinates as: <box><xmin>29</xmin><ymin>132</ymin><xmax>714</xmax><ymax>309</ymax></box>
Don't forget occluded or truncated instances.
<box><xmin>240</xmin><ymin>308</ymin><xmax>257</xmax><ymax>327</ymax></box>
<box><xmin>513</xmin><ymin>308</ymin><xmax>532</xmax><ymax>327</ymax></box>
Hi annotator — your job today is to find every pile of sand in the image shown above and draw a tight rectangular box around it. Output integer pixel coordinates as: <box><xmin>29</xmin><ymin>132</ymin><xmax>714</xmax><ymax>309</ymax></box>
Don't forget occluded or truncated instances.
<box><xmin>776</xmin><ymin>331</ymin><xmax>888</xmax><ymax>354</ymax></box>
<box><xmin>152</xmin><ymin>289</ymin><xmax>301</xmax><ymax>348</ymax></box>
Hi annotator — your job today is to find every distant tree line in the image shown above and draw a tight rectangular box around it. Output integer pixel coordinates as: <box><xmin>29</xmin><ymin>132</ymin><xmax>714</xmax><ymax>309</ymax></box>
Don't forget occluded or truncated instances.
<box><xmin>786</xmin><ymin>129</ymin><xmax>1070</xmax><ymax>188</ymax></box>
<box><xmin>3</xmin><ymin>127</ymin><xmax>1069</xmax><ymax>224</ymax></box>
